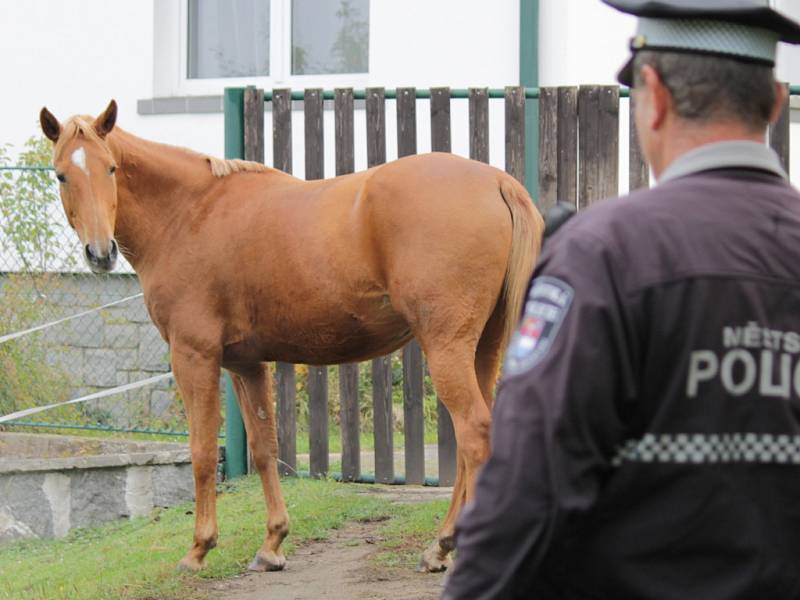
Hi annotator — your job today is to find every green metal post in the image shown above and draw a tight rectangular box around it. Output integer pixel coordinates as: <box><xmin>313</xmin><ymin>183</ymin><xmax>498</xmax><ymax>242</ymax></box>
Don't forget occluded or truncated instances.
<box><xmin>222</xmin><ymin>87</ymin><xmax>248</xmax><ymax>479</ymax></box>
<box><xmin>520</xmin><ymin>0</ymin><xmax>540</xmax><ymax>202</ymax></box>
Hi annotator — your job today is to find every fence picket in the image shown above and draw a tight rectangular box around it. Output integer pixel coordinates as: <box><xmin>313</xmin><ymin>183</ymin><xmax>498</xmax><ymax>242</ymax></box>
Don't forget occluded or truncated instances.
<box><xmin>303</xmin><ymin>88</ymin><xmax>329</xmax><ymax>478</ymax></box>
<box><xmin>628</xmin><ymin>93</ymin><xmax>649</xmax><ymax>191</ymax></box>
<box><xmin>366</xmin><ymin>87</ymin><xmax>395</xmax><ymax>484</ymax></box>
<box><xmin>335</xmin><ymin>88</ymin><xmax>360</xmax><ymax>482</ymax></box>
<box><xmin>578</xmin><ymin>85</ymin><xmax>619</xmax><ymax>207</ymax></box>
<box><xmin>269</xmin><ymin>89</ymin><xmax>298</xmax><ymax>477</ymax></box>
<box><xmin>431</xmin><ymin>87</ymin><xmax>457</xmax><ymax>487</ymax></box>
<box><xmin>469</xmin><ymin>88</ymin><xmax>489</xmax><ymax>163</ymax></box>
<box><xmin>505</xmin><ymin>86</ymin><xmax>526</xmax><ymax>185</ymax></box>
<box><xmin>770</xmin><ymin>82</ymin><xmax>791</xmax><ymax>175</ymax></box>
<box><xmin>396</xmin><ymin>87</ymin><xmax>426</xmax><ymax>485</ymax></box>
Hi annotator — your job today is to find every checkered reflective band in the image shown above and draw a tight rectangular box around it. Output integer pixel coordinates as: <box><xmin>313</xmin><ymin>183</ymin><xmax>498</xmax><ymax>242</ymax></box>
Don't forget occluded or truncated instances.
<box><xmin>611</xmin><ymin>433</ymin><xmax>800</xmax><ymax>467</ymax></box>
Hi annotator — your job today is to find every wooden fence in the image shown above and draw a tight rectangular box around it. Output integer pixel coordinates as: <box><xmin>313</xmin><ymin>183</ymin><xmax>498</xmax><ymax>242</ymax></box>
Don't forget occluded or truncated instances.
<box><xmin>223</xmin><ymin>84</ymin><xmax>792</xmax><ymax>485</ymax></box>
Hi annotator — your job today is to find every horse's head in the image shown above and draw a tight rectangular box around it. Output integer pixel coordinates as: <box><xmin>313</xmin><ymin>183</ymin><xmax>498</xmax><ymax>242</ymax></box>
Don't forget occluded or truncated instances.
<box><xmin>39</xmin><ymin>100</ymin><xmax>119</xmax><ymax>273</ymax></box>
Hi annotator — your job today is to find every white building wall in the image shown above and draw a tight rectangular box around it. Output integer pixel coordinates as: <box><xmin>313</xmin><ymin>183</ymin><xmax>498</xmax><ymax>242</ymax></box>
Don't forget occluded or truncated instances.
<box><xmin>2</xmin><ymin>0</ymin><xmax>519</xmax><ymax>177</ymax></box>
<box><xmin>1</xmin><ymin>0</ymin><xmax>798</xmax><ymax>187</ymax></box>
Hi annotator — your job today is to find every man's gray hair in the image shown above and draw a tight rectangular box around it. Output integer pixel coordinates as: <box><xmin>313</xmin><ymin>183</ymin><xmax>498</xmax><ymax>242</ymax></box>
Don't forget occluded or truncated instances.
<box><xmin>633</xmin><ymin>51</ymin><xmax>777</xmax><ymax>131</ymax></box>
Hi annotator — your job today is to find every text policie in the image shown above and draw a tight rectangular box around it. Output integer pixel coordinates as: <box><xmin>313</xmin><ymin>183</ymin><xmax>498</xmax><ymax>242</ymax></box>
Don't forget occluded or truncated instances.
<box><xmin>687</xmin><ymin>322</ymin><xmax>800</xmax><ymax>399</ymax></box>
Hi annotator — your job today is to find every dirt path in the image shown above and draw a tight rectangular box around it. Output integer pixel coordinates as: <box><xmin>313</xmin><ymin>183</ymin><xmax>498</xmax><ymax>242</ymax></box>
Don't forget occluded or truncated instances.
<box><xmin>200</xmin><ymin>486</ymin><xmax>451</xmax><ymax>600</ymax></box>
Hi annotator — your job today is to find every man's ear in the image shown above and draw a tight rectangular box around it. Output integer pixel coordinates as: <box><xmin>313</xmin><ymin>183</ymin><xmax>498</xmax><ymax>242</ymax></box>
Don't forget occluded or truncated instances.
<box><xmin>40</xmin><ymin>107</ymin><xmax>61</xmax><ymax>142</ymax></box>
<box><xmin>639</xmin><ymin>64</ymin><xmax>670</xmax><ymax>131</ymax></box>
<box><xmin>93</xmin><ymin>99</ymin><xmax>118</xmax><ymax>138</ymax></box>
<box><xmin>769</xmin><ymin>81</ymin><xmax>788</xmax><ymax>125</ymax></box>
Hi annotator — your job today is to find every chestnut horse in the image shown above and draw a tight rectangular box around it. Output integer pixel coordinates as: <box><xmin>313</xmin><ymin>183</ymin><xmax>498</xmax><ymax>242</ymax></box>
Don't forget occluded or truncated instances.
<box><xmin>39</xmin><ymin>100</ymin><xmax>543</xmax><ymax>573</ymax></box>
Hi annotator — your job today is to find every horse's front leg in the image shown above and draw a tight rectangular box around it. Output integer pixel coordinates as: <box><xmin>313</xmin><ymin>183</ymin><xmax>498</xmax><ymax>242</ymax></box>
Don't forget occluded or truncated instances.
<box><xmin>171</xmin><ymin>343</ymin><xmax>222</xmax><ymax>571</ymax></box>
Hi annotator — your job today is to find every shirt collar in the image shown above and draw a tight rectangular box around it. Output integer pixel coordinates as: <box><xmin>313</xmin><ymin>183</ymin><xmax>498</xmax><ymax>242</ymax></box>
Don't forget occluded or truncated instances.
<box><xmin>657</xmin><ymin>140</ymin><xmax>788</xmax><ymax>184</ymax></box>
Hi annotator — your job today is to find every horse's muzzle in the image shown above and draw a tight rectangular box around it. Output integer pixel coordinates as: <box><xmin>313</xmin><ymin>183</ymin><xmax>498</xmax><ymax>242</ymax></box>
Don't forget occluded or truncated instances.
<box><xmin>85</xmin><ymin>239</ymin><xmax>118</xmax><ymax>273</ymax></box>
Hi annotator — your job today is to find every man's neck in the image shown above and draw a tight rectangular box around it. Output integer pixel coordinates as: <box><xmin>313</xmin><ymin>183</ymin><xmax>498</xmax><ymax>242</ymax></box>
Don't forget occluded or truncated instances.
<box><xmin>652</xmin><ymin>121</ymin><xmax>766</xmax><ymax>178</ymax></box>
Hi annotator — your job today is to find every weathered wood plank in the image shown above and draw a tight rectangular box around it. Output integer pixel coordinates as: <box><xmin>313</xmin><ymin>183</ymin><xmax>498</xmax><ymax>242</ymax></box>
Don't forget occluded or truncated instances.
<box><xmin>372</xmin><ymin>355</ymin><xmax>394</xmax><ymax>483</ymax></box>
<box><xmin>431</xmin><ymin>87</ymin><xmax>451</xmax><ymax>152</ymax></box>
<box><xmin>396</xmin><ymin>86</ymin><xmax>425</xmax><ymax>485</ymax></box>
<box><xmin>366</xmin><ymin>87</ymin><xmax>394</xmax><ymax>484</ymax></box>
<box><xmin>628</xmin><ymin>92</ymin><xmax>649</xmax><ymax>191</ymax></box>
<box><xmin>272</xmin><ymin>89</ymin><xmax>292</xmax><ymax>174</ymax></box>
<box><xmin>396</xmin><ymin>87</ymin><xmax>418</xmax><ymax>158</ymax></box>
<box><xmin>402</xmin><ymin>341</ymin><xmax>425</xmax><ymax>485</ymax></box>
<box><xmin>334</xmin><ymin>88</ymin><xmax>359</xmax><ymax>481</ymax></box>
<box><xmin>578</xmin><ymin>85</ymin><xmax>619</xmax><ymax>207</ymax></box>
<box><xmin>269</xmin><ymin>88</ymin><xmax>296</xmax><ymax>477</ymax></box>
<box><xmin>244</xmin><ymin>87</ymin><xmax>264</xmax><ymax>164</ymax></box>
<box><xmin>338</xmin><ymin>363</ymin><xmax>360</xmax><ymax>481</ymax></box>
<box><xmin>307</xmin><ymin>365</ymin><xmax>329</xmax><ymax>478</ymax></box>
<box><xmin>304</xmin><ymin>89</ymin><xmax>324</xmax><ymax>180</ymax></box>
<box><xmin>304</xmin><ymin>87</ymin><xmax>328</xmax><ymax>477</ymax></box>
<box><xmin>366</xmin><ymin>87</ymin><xmax>387</xmax><ymax>167</ymax></box>
<box><xmin>538</xmin><ymin>87</ymin><xmax>558</xmax><ymax>210</ymax></box>
<box><xmin>770</xmin><ymin>82</ymin><xmax>790</xmax><ymax>176</ymax></box>
<box><xmin>430</xmin><ymin>87</ymin><xmax>457</xmax><ymax>487</ymax></box>
<box><xmin>275</xmin><ymin>362</ymin><xmax>296</xmax><ymax>476</ymax></box>
<box><xmin>469</xmin><ymin>88</ymin><xmax>489</xmax><ymax>163</ymax></box>
<box><xmin>505</xmin><ymin>86</ymin><xmax>526</xmax><ymax>185</ymax></box>
<box><xmin>556</xmin><ymin>87</ymin><xmax>579</xmax><ymax>206</ymax></box>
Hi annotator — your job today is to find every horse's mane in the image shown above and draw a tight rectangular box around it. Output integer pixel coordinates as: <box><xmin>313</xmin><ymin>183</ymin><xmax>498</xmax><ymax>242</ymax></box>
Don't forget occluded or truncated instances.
<box><xmin>56</xmin><ymin>116</ymin><xmax>270</xmax><ymax>179</ymax></box>
<box><xmin>205</xmin><ymin>156</ymin><xmax>271</xmax><ymax>178</ymax></box>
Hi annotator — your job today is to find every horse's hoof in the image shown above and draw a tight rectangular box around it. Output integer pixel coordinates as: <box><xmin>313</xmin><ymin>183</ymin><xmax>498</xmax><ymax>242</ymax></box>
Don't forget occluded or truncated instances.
<box><xmin>417</xmin><ymin>548</ymin><xmax>452</xmax><ymax>573</ymax></box>
<box><xmin>248</xmin><ymin>551</ymin><xmax>286</xmax><ymax>572</ymax></box>
<box><xmin>177</xmin><ymin>555</ymin><xmax>206</xmax><ymax>572</ymax></box>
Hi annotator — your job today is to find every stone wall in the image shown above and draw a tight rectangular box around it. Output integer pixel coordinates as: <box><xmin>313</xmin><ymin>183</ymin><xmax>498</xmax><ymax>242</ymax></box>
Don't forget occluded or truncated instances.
<box><xmin>0</xmin><ymin>273</ymin><xmax>180</xmax><ymax>429</ymax></box>
<box><xmin>0</xmin><ymin>433</ymin><xmax>195</xmax><ymax>542</ymax></box>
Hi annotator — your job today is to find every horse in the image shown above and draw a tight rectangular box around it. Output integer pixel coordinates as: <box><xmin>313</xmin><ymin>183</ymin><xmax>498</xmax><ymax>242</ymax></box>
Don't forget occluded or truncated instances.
<box><xmin>39</xmin><ymin>99</ymin><xmax>544</xmax><ymax>573</ymax></box>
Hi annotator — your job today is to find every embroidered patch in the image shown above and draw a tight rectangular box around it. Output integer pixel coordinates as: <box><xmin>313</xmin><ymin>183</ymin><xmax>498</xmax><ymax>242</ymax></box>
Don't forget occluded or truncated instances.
<box><xmin>504</xmin><ymin>276</ymin><xmax>574</xmax><ymax>376</ymax></box>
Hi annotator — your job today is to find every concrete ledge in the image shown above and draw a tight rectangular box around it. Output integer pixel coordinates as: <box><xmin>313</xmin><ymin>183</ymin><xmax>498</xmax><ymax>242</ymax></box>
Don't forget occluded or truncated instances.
<box><xmin>0</xmin><ymin>432</ymin><xmax>195</xmax><ymax>543</ymax></box>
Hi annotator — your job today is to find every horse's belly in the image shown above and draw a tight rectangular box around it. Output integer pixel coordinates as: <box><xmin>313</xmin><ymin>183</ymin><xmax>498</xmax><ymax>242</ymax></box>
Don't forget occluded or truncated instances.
<box><xmin>224</xmin><ymin>304</ymin><xmax>412</xmax><ymax>365</ymax></box>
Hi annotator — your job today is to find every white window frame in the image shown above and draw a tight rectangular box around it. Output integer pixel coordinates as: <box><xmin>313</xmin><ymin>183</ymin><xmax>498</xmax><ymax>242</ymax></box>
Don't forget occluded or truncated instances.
<box><xmin>174</xmin><ymin>0</ymin><xmax>370</xmax><ymax>97</ymax></box>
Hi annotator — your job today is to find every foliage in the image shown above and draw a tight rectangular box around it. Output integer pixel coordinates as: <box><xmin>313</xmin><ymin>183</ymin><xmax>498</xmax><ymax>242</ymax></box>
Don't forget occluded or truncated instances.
<box><xmin>0</xmin><ymin>136</ymin><xmax>74</xmax><ymax>273</ymax></box>
<box><xmin>0</xmin><ymin>274</ymin><xmax>81</xmax><ymax>424</ymax></box>
<box><xmin>0</xmin><ymin>477</ymin><xmax>403</xmax><ymax>600</ymax></box>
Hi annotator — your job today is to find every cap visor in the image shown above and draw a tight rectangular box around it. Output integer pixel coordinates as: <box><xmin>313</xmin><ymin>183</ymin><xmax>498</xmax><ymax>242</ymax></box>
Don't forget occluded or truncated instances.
<box><xmin>617</xmin><ymin>55</ymin><xmax>634</xmax><ymax>87</ymax></box>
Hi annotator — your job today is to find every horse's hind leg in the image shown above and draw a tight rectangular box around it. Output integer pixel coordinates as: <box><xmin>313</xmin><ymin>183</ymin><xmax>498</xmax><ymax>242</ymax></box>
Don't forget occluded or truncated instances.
<box><xmin>418</xmin><ymin>344</ymin><xmax>491</xmax><ymax>572</ymax></box>
<box><xmin>418</xmin><ymin>306</ymin><xmax>507</xmax><ymax>572</ymax></box>
<box><xmin>228</xmin><ymin>362</ymin><xmax>290</xmax><ymax>572</ymax></box>
<box><xmin>475</xmin><ymin>302</ymin><xmax>507</xmax><ymax>410</ymax></box>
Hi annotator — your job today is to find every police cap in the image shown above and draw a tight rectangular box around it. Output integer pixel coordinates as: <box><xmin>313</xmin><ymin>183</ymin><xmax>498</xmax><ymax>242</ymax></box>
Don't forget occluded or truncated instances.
<box><xmin>603</xmin><ymin>0</ymin><xmax>800</xmax><ymax>86</ymax></box>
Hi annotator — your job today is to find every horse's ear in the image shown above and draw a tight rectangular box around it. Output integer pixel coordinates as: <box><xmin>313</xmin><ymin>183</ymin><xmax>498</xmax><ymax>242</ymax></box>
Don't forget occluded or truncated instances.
<box><xmin>93</xmin><ymin>99</ymin><xmax>117</xmax><ymax>139</ymax></box>
<box><xmin>40</xmin><ymin>107</ymin><xmax>61</xmax><ymax>142</ymax></box>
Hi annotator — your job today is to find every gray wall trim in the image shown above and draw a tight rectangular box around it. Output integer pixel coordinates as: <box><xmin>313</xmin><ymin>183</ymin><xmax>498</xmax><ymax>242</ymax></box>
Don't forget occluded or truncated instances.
<box><xmin>138</xmin><ymin>95</ymin><xmax>366</xmax><ymax>115</ymax></box>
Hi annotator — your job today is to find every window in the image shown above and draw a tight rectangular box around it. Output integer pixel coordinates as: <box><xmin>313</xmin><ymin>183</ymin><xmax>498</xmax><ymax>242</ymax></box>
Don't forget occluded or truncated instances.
<box><xmin>175</xmin><ymin>0</ymin><xmax>370</xmax><ymax>94</ymax></box>
<box><xmin>291</xmin><ymin>0</ymin><xmax>369</xmax><ymax>76</ymax></box>
<box><xmin>188</xmin><ymin>0</ymin><xmax>271</xmax><ymax>79</ymax></box>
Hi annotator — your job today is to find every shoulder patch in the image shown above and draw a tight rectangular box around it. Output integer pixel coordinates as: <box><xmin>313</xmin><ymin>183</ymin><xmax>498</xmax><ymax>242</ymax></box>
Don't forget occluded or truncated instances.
<box><xmin>504</xmin><ymin>276</ymin><xmax>574</xmax><ymax>376</ymax></box>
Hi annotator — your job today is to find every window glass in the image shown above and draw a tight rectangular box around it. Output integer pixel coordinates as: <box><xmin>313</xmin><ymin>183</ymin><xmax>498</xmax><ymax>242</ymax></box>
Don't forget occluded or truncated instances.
<box><xmin>188</xmin><ymin>0</ymin><xmax>270</xmax><ymax>79</ymax></box>
<box><xmin>292</xmin><ymin>0</ymin><xmax>369</xmax><ymax>75</ymax></box>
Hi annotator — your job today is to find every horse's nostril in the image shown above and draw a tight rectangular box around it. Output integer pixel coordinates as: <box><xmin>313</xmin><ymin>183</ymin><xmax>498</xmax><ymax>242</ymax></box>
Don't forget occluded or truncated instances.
<box><xmin>110</xmin><ymin>239</ymin><xmax>118</xmax><ymax>259</ymax></box>
<box><xmin>85</xmin><ymin>244</ymin><xmax>96</xmax><ymax>261</ymax></box>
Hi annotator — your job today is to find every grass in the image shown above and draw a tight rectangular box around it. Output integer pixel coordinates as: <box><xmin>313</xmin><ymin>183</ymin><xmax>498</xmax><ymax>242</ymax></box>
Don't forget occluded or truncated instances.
<box><xmin>0</xmin><ymin>477</ymin><xmax>388</xmax><ymax>600</ymax></box>
<box><xmin>374</xmin><ymin>499</ymin><xmax>450</xmax><ymax>569</ymax></box>
<box><xmin>0</xmin><ymin>476</ymin><xmax>448</xmax><ymax>600</ymax></box>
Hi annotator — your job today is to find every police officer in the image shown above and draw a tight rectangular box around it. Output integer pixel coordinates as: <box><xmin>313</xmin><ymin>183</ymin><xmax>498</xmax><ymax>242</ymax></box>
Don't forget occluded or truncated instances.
<box><xmin>442</xmin><ymin>1</ymin><xmax>800</xmax><ymax>598</ymax></box>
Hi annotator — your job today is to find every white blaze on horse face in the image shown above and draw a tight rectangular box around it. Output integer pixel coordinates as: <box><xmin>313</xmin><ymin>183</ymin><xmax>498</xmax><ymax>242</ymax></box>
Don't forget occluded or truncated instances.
<box><xmin>71</xmin><ymin>146</ymin><xmax>89</xmax><ymax>176</ymax></box>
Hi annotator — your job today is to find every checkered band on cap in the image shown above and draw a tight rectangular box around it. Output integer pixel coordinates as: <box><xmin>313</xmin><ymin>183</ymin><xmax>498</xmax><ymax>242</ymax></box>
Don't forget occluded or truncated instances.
<box><xmin>636</xmin><ymin>17</ymin><xmax>780</xmax><ymax>63</ymax></box>
<box><xmin>612</xmin><ymin>433</ymin><xmax>800</xmax><ymax>467</ymax></box>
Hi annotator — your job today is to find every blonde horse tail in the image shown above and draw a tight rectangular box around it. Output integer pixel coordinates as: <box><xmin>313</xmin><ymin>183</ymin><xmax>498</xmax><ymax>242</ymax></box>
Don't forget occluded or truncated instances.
<box><xmin>497</xmin><ymin>175</ymin><xmax>545</xmax><ymax>353</ymax></box>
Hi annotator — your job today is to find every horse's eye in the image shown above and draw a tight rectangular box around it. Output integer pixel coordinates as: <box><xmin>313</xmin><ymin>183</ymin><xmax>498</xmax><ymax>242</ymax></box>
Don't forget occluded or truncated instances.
<box><xmin>109</xmin><ymin>165</ymin><xmax>116</xmax><ymax>175</ymax></box>
<box><xmin>56</xmin><ymin>173</ymin><xmax>66</xmax><ymax>183</ymax></box>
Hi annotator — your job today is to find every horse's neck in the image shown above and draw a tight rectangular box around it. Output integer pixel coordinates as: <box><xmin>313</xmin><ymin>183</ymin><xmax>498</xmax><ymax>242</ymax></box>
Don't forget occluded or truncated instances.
<box><xmin>107</xmin><ymin>129</ymin><xmax>214</xmax><ymax>273</ymax></box>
